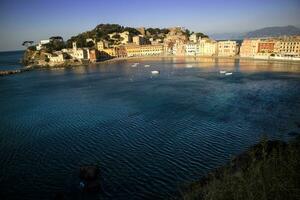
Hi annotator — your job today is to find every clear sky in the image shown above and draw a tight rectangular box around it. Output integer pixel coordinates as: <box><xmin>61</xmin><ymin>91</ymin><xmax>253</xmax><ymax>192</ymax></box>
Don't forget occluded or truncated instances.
<box><xmin>0</xmin><ymin>0</ymin><xmax>299</xmax><ymax>51</ymax></box>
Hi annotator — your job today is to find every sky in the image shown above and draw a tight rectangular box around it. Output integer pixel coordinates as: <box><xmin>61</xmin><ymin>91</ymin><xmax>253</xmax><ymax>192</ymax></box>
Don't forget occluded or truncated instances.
<box><xmin>0</xmin><ymin>0</ymin><xmax>299</xmax><ymax>51</ymax></box>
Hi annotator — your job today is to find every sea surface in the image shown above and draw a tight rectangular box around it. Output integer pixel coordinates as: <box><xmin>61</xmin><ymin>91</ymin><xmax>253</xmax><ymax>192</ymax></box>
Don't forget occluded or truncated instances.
<box><xmin>1</xmin><ymin>51</ymin><xmax>300</xmax><ymax>200</ymax></box>
<box><xmin>0</xmin><ymin>50</ymin><xmax>24</xmax><ymax>70</ymax></box>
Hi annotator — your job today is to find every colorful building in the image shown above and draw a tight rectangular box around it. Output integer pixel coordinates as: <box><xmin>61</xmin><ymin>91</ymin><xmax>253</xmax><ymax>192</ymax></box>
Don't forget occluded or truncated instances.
<box><xmin>125</xmin><ymin>44</ymin><xmax>164</xmax><ymax>57</ymax></box>
<box><xmin>217</xmin><ymin>40</ymin><xmax>238</xmax><ymax>56</ymax></box>
<box><xmin>185</xmin><ymin>43</ymin><xmax>199</xmax><ymax>56</ymax></box>
<box><xmin>240</xmin><ymin>39</ymin><xmax>260</xmax><ymax>57</ymax></box>
<box><xmin>199</xmin><ymin>38</ymin><xmax>217</xmax><ymax>56</ymax></box>
<box><xmin>133</xmin><ymin>35</ymin><xmax>146</xmax><ymax>45</ymax></box>
<box><xmin>274</xmin><ymin>36</ymin><xmax>300</xmax><ymax>57</ymax></box>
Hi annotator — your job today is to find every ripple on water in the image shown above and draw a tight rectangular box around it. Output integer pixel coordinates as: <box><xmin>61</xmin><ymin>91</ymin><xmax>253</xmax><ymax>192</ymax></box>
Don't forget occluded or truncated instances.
<box><xmin>1</xmin><ymin>58</ymin><xmax>300</xmax><ymax>199</ymax></box>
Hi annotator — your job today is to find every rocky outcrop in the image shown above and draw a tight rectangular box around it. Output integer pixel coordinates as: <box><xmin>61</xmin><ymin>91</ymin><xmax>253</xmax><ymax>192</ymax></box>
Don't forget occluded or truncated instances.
<box><xmin>79</xmin><ymin>165</ymin><xmax>101</xmax><ymax>192</ymax></box>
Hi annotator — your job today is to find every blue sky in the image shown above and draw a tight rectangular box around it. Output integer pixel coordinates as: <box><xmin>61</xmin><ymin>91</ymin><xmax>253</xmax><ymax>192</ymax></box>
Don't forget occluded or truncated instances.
<box><xmin>0</xmin><ymin>0</ymin><xmax>299</xmax><ymax>51</ymax></box>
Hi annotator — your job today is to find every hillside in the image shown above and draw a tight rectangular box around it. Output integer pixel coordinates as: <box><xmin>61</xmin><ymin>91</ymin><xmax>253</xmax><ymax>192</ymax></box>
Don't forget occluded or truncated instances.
<box><xmin>245</xmin><ymin>25</ymin><xmax>300</xmax><ymax>38</ymax></box>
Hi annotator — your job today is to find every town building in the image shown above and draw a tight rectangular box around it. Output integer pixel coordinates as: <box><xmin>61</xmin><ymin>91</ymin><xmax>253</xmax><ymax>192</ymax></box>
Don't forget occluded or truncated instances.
<box><xmin>198</xmin><ymin>38</ymin><xmax>217</xmax><ymax>56</ymax></box>
<box><xmin>97</xmin><ymin>40</ymin><xmax>109</xmax><ymax>51</ymax></box>
<box><xmin>62</xmin><ymin>42</ymin><xmax>89</xmax><ymax>60</ymax></box>
<box><xmin>217</xmin><ymin>40</ymin><xmax>238</xmax><ymax>56</ymax></box>
<box><xmin>36</xmin><ymin>39</ymin><xmax>50</xmax><ymax>50</ymax></box>
<box><xmin>173</xmin><ymin>40</ymin><xmax>186</xmax><ymax>56</ymax></box>
<box><xmin>164</xmin><ymin>27</ymin><xmax>188</xmax><ymax>44</ymax></box>
<box><xmin>89</xmin><ymin>49</ymin><xmax>100</xmax><ymax>62</ymax></box>
<box><xmin>115</xmin><ymin>46</ymin><xmax>127</xmax><ymax>57</ymax></box>
<box><xmin>125</xmin><ymin>44</ymin><xmax>164</xmax><ymax>57</ymax></box>
<box><xmin>274</xmin><ymin>36</ymin><xmax>300</xmax><ymax>57</ymax></box>
<box><xmin>189</xmin><ymin>33</ymin><xmax>199</xmax><ymax>43</ymax></box>
<box><xmin>185</xmin><ymin>43</ymin><xmax>199</xmax><ymax>56</ymax></box>
<box><xmin>133</xmin><ymin>35</ymin><xmax>146</xmax><ymax>45</ymax></box>
<box><xmin>47</xmin><ymin>51</ymin><xmax>66</xmax><ymax>63</ymax></box>
<box><xmin>120</xmin><ymin>31</ymin><xmax>132</xmax><ymax>44</ymax></box>
<box><xmin>258</xmin><ymin>40</ymin><xmax>275</xmax><ymax>53</ymax></box>
<box><xmin>240</xmin><ymin>39</ymin><xmax>260</xmax><ymax>57</ymax></box>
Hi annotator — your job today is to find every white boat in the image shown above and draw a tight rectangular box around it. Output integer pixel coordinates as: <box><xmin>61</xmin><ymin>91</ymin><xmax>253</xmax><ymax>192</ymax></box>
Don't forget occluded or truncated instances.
<box><xmin>131</xmin><ymin>63</ymin><xmax>138</xmax><ymax>67</ymax></box>
<box><xmin>225</xmin><ymin>72</ymin><xmax>233</xmax><ymax>76</ymax></box>
<box><xmin>144</xmin><ymin>64</ymin><xmax>150</xmax><ymax>67</ymax></box>
<box><xmin>219</xmin><ymin>70</ymin><xmax>226</xmax><ymax>74</ymax></box>
<box><xmin>151</xmin><ymin>70</ymin><xmax>160</xmax><ymax>75</ymax></box>
<box><xmin>186</xmin><ymin>64</ymin><xmax>193</xmax><ymax>68</ymax></box>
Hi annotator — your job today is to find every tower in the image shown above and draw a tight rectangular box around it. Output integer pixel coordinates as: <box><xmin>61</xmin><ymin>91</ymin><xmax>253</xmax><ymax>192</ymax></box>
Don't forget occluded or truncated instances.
<box><xmin>72</xmin><ymin>42</ymin><xmax>77</xmax><ymax>51</ymax></box>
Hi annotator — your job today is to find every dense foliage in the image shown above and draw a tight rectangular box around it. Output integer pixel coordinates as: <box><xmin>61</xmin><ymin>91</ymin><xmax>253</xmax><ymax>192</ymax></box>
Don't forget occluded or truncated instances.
<box><xmin>66</xmin><ymin>24</ymin><xmax>142</xmax><ymax>48</ymax></box>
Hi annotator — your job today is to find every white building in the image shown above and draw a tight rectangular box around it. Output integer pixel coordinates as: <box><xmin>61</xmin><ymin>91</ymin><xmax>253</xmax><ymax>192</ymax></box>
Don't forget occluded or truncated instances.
<box><xmin>36</xmin><ymin>39</ymin><xmax>50</xmax><ymax>50</ymax></box>
<box><xmin>63</xmin><ymin>42</ymin><xmax>89</xmax><ymax>60</ymax></box>
<box><xmin>185</xmin><ymin>43</ymin><xmax>199</xmax><ymax>56</ymax></box>
<box><xmin>48</xmin><ymin>52</ymin><xmax>65</xmax><ymax>63</ymax></box>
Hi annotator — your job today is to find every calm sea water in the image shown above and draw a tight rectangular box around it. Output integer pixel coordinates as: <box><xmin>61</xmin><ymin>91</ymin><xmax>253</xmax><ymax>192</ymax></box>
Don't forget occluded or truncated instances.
<box><xmin>1</xmin><ymin>51</ymin><xmax>300</xmax><ymax>200</ymax></box>
<box><xmin>0</xmin><ymin>50</ymin><xmax>24</xmax><ymax>70</ymax></box>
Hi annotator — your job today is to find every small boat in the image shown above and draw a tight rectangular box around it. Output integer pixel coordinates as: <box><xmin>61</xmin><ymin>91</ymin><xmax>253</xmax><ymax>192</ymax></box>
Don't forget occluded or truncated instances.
<box><xmin>219</xmin><ymin>70</ymin><xmax>226</xmax><ymax>74</ymax></box>
<box><xmin>186</xmin><ymin>64</ymin><xmax>193</xmax><ymax>68</ymax></box>
<box><xmin>225</xmin><ymin>72</ymin><xmax>233</xmax><ymax>76</ymax></box>
<box><xmin>151</xmin><ymin>70</ymin><xmax>160</xmax><ymax>75</ymax></box>
<box><xmin>131</xmin><ymin>63</ymin><xmax>138</xmax><ymax>67</ymax></box>
<box><xmin>144</xmin><ymin>64</ymin><xmax>150</xmax><ymax>67</ymax></box>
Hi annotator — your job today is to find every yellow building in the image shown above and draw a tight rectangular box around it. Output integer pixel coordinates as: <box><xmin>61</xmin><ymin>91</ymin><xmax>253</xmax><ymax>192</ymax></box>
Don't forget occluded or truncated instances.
<box><xmin>199</xmin><ymin>38</ymin><xmax>217</xmax><ymax>56</ymax></box>
<box><xmin>275</xmin><ymin>36</ymin><xmax>300</xmax><ymax>57</ymax></box>
<box><xmin>217</xmin><ymin>40</ymin><xmax>238</xmax><ymax>56</ymax></box>
<box><xmin>125</xmin><ymin>44</ymin><xmax>164</xmax><ymax>57</ymax></box>
<box><xmin>97</xmin><ymin>41</ymin><xmax>107</xmax><ymax>51</ymax></box>
<box><xmin>99</xmin><ymin>48</ymin><xmax>117</xmax><ymax>58</ymax></box>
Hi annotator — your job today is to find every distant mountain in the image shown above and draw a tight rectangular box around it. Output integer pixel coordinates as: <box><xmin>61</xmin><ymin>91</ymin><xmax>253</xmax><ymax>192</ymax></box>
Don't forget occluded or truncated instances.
<box><xmin>210</xmin><ymin>32</ymin><xmax>245</xmax><ymax>40</ymax></box>
<box><xmin>245</xmin><ymin>25</ymin><xmax>300</xmax><ymax>38</ymax></box>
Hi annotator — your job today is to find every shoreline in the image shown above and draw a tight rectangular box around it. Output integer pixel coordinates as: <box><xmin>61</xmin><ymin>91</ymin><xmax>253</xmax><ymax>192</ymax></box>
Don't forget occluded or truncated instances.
<box><xmin>1</xmin><ymin>55</ymin><xmax>300</xmax><ymax>77</ymax></box>
<box><xmin>95</xmin><ymin>55</ymin><xmax>300</xmax><ymax>64</ymax></box>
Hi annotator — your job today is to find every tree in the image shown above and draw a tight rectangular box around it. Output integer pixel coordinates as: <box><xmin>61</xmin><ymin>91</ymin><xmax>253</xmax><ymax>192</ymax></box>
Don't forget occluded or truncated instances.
<box><xmin>86</xmin><ymin>41</ymin><xmax>95</xmax><ymax>48</ymax></box>
<box><xmin>196</xmin><ymin>32</ymin><xmax>208</xmax><ymax>38</ymax></box>
<box><xmin>185</xmin><ymin>29</ymin><xmax>191</xmax><ymax>37</ymax></box>
<box><xmin>28</xmin><ymin>46</ymin><xmax>36</xmax><ymax>51</ymax></box>
<box><xmin>50</xmin><ymin>36</ymin><xmax>63</xmax><ymax>42</ymax></box>
<box><xmin>112</xmin><ymin>34</ymin><xmax>121</xmax><ymax>40</ymax></box>
<box><xmin>124</xmin><ymin>27</ymin><xmax>140</xmax><ymax>36</ymax></box>
<box><xmin>22</xmin><ymin>41</ymin><xmax>34</xmax><ymax>47</ymax></box>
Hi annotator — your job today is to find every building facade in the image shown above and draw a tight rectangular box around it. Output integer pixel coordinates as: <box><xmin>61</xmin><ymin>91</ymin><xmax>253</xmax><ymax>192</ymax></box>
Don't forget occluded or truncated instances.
<box><xmin>274</xmin><ymin>36</ymin><xmax>300</xmax><ymax>57</ymax></box>
<box><xmin>125</xmin><ymin>44</ymin><xmax>164</xmax><ymax>57</ymax></box>
<box><xmin>133</xmin><ymin>35</ymin><xmax>146</xmax><ymax>45</ymax></box>
<box><xmin>240</xmin><ymin>39</ymin><xmax>260</xmax><ymax>57</ymax></box>
<box><xmin>189</xmin><ymin>33</ymin><xmax>199</xmax><ymax>43</ymax></box>
<box><xmin>185</xmin><ymin>43</ymin><xmax>199</xmax><ymax>56</ymax></box>
<box><xmin>217</xmin><ymin>40</ymin><xmax>238</xmax><ymax>56</ymax></box>
<box><xmin>198</xmin><ymin>38</ymin><xmax>217</xmax><ymax>56</ymax></box>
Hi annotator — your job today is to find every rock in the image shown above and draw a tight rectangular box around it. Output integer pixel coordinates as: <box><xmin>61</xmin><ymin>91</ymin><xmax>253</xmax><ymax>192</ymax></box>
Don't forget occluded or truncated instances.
<box><xmin>79</xmin><ymin>165</ymin><xmax>99</xmax><ymax>181</ymax></box>
<box><xmin>79</xmin><ymin>165</ymin><xmax>101</xmax><ymax>192</ymax></box>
